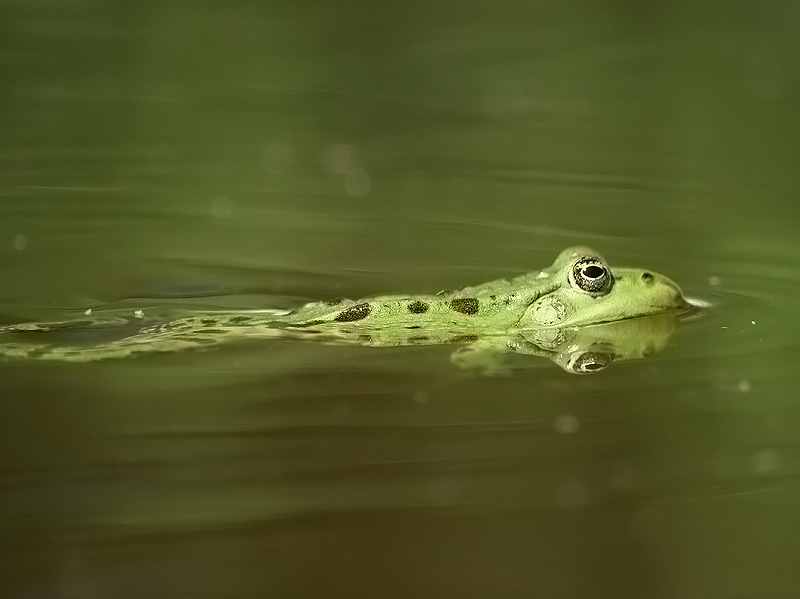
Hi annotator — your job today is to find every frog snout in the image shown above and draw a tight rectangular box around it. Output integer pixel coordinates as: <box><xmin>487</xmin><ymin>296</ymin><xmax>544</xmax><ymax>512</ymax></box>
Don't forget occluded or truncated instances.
<box><xmin>654</xmin><ymin>275</ymin><xmax>689</xmax><ymax>310</ymax></box>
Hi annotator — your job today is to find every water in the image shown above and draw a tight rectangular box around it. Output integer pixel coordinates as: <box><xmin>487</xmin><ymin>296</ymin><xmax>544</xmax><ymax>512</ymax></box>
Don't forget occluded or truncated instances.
<box><xmin>2</xmin><ymin>2</ymin><xmax>800</xmax><ymax>598</ymax></box>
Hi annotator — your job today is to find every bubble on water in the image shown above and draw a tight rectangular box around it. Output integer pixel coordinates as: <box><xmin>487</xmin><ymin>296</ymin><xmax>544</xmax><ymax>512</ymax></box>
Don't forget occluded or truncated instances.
<box><xmin>556</xmin><ymin>479</ymin><xmax>588</xmax><ymax>510</ymax></box>
<box><xmin>554</xmin><ymin>414</ymin><xmax>579</xmax><ymax>434</ymax></box>
<box><xmin>322</xmin><ymin>143</ymin><xmax>355</xmax><ymax>175</ymax></box>
<box><xmin>134</xmin><ymin>309</ymin><xmax>144</xmax><ymax>319</ymax></box>
<box><xmin>737</xmin><ymin>379</ymin><xmax>752</xmax><ymax>393</ymax></box>
<box><xmin>84</xmin><ymin>308</ymin><xmax>92</xmax><ymax>316</ymax></box>
<box><xmin>751</xmin><ymin>448</ymin><xmax>779</xmax><ymax>475</ymax></box>
<box><xmin>262</xmin><ymin>142</ymin><xmax>291</xmax><ymax>174</ymax></box>
<box><xmin>12</xmin><ymin>233</ymin><xmax>27</xmax><ymax>251</ymax></box>
<box><xmin>344</xmin><ymin>168</ymin><xmax>370</xmax><ymax>197</ymax></box>
<box><xmin>708</xmin><ymin>276</ymin><xmax>721</xmax><ymax>287</ymax></box>
<box><xmin>211</xmin><ymin>196</ymin><xmax>233</xmax><ymax>218</ymax></box>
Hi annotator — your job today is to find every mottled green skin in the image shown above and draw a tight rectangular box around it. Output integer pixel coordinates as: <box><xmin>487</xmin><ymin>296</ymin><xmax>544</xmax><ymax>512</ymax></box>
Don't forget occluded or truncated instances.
<box><xmin>283</xmin><ymin>245</ymin><xmax>687</xmax><ymax>333</ymax></box>
<box><xmin>0</xmin><ymin>246</ymin><xmax>691</xmax><ymax>373</ymax></box>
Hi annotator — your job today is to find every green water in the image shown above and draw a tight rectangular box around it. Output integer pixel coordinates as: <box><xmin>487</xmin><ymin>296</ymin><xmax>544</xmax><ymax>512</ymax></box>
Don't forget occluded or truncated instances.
<box><xmin>2</xmin><ymin>1</ymin><xmax>800</xmax><ymax>597</ymax></box>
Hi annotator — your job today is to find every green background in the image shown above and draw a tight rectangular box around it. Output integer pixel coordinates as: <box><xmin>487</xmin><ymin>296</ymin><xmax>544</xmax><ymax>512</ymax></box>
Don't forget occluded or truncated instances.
<box><xmin>1</xmin><ymin>1</ymin><xmax>799</xmax><ymax>597</ymax></box>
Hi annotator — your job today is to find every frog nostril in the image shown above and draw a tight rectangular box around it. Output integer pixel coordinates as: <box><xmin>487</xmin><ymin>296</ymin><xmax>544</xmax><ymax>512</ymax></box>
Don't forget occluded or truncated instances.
<box><xmin>641</xmin><ymin>272</ymin><xmax>654</xmax><ymax>283</ymax></box>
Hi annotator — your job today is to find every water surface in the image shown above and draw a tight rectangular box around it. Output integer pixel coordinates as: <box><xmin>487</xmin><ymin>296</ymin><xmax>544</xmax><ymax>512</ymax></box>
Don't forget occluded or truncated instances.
<box><xmin>2</xmin><ymin>2</ymin><xmax>800</xmax><ymax>598</ymax></box>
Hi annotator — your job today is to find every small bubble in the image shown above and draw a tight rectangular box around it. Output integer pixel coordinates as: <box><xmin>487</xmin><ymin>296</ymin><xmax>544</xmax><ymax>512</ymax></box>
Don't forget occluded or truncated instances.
<box><xmin>751</xmin><ymin>320</ymin><xmax>756</xmax><ymax>325</ymax></box>
<box><xmin>13</xmin><ymin>233</ymin><xmax>28</xmax><ymax>251</ymax></box>
<box><xmin>211</xmin><ymin>196</ymin><xmax>233</xmax><ymax>218</ymax></box>
<box><xmin>134</xmin><ymin>309</ymin><xmax>144</xmax><ymax>319</ymax></box>
<box><xmin>737</xmin><ymin>379</ymin><xmax>752</xmax><ymax>393</ymax></box>
<box><xmin>84</xmin><ymin>308</ymin><xmax>92</xmax><ymax>316</ymax></box>
<box><xmin>554</xmin><ymin>414</ymin><xmax>579</xmax><ymax>434</ymax></box>
<box><xmin>344</xmin><ymin>168</ymin><xmax>371</xmax><ymax>197</ymax></box>
<box><xmin>751</xmin><ymin>448</ymin><xmax>779</xmax><ymax>475</ymax></box>
<box><xmin>708</xmin><ymin>276</ymin><xmax>721</xmax><ymax>287</ymax></box>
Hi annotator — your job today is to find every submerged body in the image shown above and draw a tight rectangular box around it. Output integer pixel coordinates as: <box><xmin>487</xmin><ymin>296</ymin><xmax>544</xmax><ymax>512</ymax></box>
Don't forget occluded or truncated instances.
<box><xmin>0</xmin><ymin>246</ymin><xmax>693</xmax><ymax>373</ymax></box>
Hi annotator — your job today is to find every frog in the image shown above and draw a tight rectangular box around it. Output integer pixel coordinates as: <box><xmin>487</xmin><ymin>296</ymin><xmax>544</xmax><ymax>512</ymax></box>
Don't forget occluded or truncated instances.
<box><xmin>0</xmin><ymin>246</ymin><xmax>694</xmax><ymax>373</ymax></box>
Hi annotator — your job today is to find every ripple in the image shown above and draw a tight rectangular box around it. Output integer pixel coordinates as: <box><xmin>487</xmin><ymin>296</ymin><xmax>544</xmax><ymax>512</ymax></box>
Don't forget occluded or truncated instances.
<box><xmin>665</xmin><ymin>252</ymin><xmax>800</xmax><ymax>375</ymax></box>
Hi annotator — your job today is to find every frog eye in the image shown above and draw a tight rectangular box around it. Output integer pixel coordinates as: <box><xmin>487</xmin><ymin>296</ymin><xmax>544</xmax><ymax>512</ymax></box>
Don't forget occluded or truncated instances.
<box><xmin>565</xmin><ymin>351</ymin><xmax>613</xmax><ymax>374</ymax></box>
<box><xmin>569</xmin><ymin>257</ymin><xmax>613</xmax><ymax>294</ymax></box>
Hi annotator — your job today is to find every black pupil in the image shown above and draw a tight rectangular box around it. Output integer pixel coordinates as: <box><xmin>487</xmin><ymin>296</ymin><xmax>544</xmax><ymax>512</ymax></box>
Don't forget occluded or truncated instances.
<box><xmin>583</xmin><ymin>265</ymin><xmax>605</xmax><ymax>279</ymax></box>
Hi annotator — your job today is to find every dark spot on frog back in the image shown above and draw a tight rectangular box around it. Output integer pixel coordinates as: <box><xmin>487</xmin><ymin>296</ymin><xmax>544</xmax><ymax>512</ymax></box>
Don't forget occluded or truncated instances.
<box><xmin>333</xmin><ymin>302</ymin><xmax>371</xmax><ymax>322</ymax></box>
<box><xmin>449</xmin><ymin>333</ymin><xmax>479</xmax><ymax>343</ymax></box>
<box><xmin>407</xmin><ymin>300</ymin><xmax>429</xmax><ymax>314</ymax></box>
<box><xmin>448</xmin><ymin>298</ymin><xmax>479</xmax><ymax>315</ymax></box>
<box><xmin>291</xmin><ymin>319</ymin><xmax>326</xmax><ymax>328</ymax></box>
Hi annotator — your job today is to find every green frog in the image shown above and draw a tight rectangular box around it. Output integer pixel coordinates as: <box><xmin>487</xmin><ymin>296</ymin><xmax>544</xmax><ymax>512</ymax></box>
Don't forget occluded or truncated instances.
<box><xmin>0</xmin><ymin>246</ymin><xmax>695</xmax><ymax>373</ymax></box>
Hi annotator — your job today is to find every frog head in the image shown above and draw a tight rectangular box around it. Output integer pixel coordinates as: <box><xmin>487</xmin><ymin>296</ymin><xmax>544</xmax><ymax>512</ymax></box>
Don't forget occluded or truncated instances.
<box><xmin>521</xmin><ymin>246</ymin><xmax>689</xmax><ymax>328</ymax></box>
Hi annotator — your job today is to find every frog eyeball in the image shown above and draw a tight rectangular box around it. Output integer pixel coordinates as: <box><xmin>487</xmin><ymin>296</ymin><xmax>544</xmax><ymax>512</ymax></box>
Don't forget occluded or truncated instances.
<box><xmin>565</xmin><ymin>350</ymin><xmax>613</xmax><ymax>374</ymax></box>
<box><xmin>569</xmin><ymin>257</ymin><xmax>613</xmax><ymax>294</ymax></box>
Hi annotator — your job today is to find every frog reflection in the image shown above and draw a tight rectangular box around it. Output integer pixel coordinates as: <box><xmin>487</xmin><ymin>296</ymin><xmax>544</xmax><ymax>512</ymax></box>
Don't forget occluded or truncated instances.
<box><xmin>451</xmin><ymin>312</ymin><xmax>682</xmax><ymax>375</ymax></box>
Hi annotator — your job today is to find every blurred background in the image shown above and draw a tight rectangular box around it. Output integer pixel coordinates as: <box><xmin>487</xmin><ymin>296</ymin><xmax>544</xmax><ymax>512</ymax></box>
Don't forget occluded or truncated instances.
<box><xmin>1</xmin><ymin>1</ymin><xmax>799</xmax><ymax>597</ymax></box>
